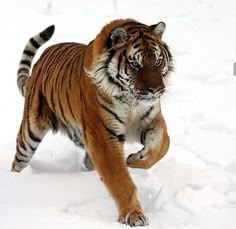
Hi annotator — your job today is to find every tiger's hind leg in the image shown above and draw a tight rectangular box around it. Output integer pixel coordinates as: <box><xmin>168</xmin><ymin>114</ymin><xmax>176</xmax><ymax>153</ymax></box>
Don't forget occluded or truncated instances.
<box><xmin>11</xmin><ymin>92</ymin><xmax>50</xmax><ymax>172</ymax></box>
<box><xmin>12</xmin><ymin>116</ymin><xmax>49</xmax><ymax>172</ymax></box>
<box><xmin>11</xmin><ymin>115</ymin><xmax>49</xmax><ymax>172</ymax></box>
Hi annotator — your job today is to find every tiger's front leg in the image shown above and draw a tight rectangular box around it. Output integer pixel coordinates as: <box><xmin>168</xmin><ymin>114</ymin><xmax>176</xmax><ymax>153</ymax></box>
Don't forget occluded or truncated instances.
<box><xmin>127</xmin><ymin>112</ymin><xmax>170</xmax><ymax>169</ymax></box>
<box><xmin>84</xmin><ymin>123</ymin><xmax>148</xmax><ymax>226</ymax></box>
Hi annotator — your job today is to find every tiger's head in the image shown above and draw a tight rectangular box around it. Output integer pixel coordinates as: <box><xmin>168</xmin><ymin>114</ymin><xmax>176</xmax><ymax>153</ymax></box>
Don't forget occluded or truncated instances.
<box><xmin>89</xmin><ymin>19</ymin><xmax>173</xmax><ymax>102</ymax></box>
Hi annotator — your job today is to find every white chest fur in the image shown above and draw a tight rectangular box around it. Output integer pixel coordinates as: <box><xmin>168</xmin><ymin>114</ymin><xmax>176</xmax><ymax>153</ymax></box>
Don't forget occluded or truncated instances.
<box><xmin>114</xmin><ymin>99</ymin><xmax>161</xmax><ymax>142</ymax></box>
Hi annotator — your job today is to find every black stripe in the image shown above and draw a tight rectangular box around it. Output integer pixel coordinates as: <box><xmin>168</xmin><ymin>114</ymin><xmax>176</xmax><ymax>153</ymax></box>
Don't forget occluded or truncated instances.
<box><xmin>65</xmin><ymin>125</ymin><xmax>74</xmax><ymax>141</ymax></box>
<box><xmin>55</xmin><ymin>58</ymin><xmax>69</xmax><ymax>124</ymax></box>
<box><xmin>44</xmin><ymin>45</ymin><xmax>66</xmax><ymax>73</ymax></box>
<box><xmin>16</xmin><ymin>145</ymin><xmax>28</xmax><ymax>158</ymax></box>
<box><xmin>66</xmin><ymin>130</ymin><xmax>74</xmax><ymax>141</ymax></box>
<box><xmin>150</xmin><ymin>41</ymin><xmax>157</xmax><ymax>46</ymax></box>
<box><xmin>19</xmin><ymin>142</ymin><xmax>27</xmax><ymax>152</ymax></box>
<box><xmin>18</xmin><ymin>137</ymin><xmax>27</xmax><ymax>151</ymax></box>
<box><xmin>56</xmin><ymin>46</ymin><xmax>79</xmax><ymax>90</ymax></box>
<box><xmin>66</xmin><ymin>89</ymin><xmax>77</xmax><ymax>121</ymax></box>
<box><xmin>124</xmin><ymin>64</ymin><xmax>129</xmax><ymax>76</ymax></box>
<box><xmin>102</xmin><ymin>122</ymin><xmax>126</xmax><ymax>142</ymax></box>
<box><xmin>58</xmin><ymin>93</ymin><xmax>68</xmax><ymax>124</ymax></box>
<box><xmin>114</xmin><ymin>95</ymin><xmax>129</xmax><ymax>104</ymax></box>
<box><xmin>68</xmin><ymin>57</ymin><xmax>77</xmax><ymax>89</ymax></box>
<box><xmin>133</xmin><ymin>43</ymin><xmax>142</xmax><ymax>49</ymax></box>
<box><xmin>106</xmin><ymin>36</ymin><xmax>113</xmax><ymax>49</ymax></box>
<box><xmin>17</xmin><ymin>67</ymin><xmax>29</xmax><ymax>75</ymax></box>
<box><xmin>132</xmin><ymin>49</ymin><xmax>143</xmax><ymax>58</ymax></box>
<box><xmin>37</xmin><ymin>93</ymin><xmax>43</xmax><ymax>118</ymax></box>
<box><xmin>29</xmin><ymin>65</ymin><xmax>41</xmax><ymax>109</ymax></box>
<box><xmin>131</xmin><ymin>35</ymin><xmax>142</xmax><ymax>46</ymax></box>
<box><xmin>128</xmin><ymin>29</ymin><xmax>138</xmax><ymax>35</ymax></box>
<box><xmin>76</xmin><ymin>48</ymin><xmax>86</xmax><ymax>89</ymax></box>
<box><xmin>17</xmin><ymin>74</ymin><xmax>27</xmax><ymax>84</ymax></box>
<box><xmin>61</xmin><ymin>63</ymin><xmax>71</xmax><ymax>89</ymax></box>
<box><xmin>117</xmin><ymin>74</ymin><xmax>130</xmax><ymax>83</ymax></box>
<box><xmin>140</xmin><ymin>128</ymin><xmax>154</xmax><ymax>144</ymax></box>
<box><xmin>95</xmin><ymin>65</ymin><xmax>108</xmax><ymax>74</ymax></box>
<box><xmin>58</xmin><ymin>46</ymin><xmax>81</xmax><ymax>88</ymax></box>
<box><xmin>116</xmin><ymin>53</ymin><xmax>122</xmax><ymax>74</ymax></box>
<box><xmin>97</xmin><ymin>99</ymin><xmax>124</xmax><ymax>124</ymax></box>
<box><xmin>28</xmin><ymin>128</ymin><xmax>41</xmax><ymax>143</ymax></box>
<box><xmin>15</xmin><ymin>154</ymin><xmax>29</xmax><ymax>163</ymax></box>
<box><xmin>111</xmin><ymin>51</ymin><xmax>129</xmax><ymax>84</ymax></box>
<box><xmin>26</xmin><ymin>61</ymin><xmax>38</xmax><ymax>108</ymax></box>
<box><xmin>50</xmin><ymin>84</ymin><xmax>56</xmax><ymax>111</ymax></box>
<box><xmin>28</xmin><ymin>143</ymin><xmax>36</xmax><ymax>152</ymax></box>
<box><xmin>163</xmin><ymin>44</ymin><xmax>172</xmax><ymax>59</ymax></box>
<box><xmin>20</xmin><ymin>60</ymin><xmax>31</xmax><ymax>67</ymax></box>
<box><xmin>15</xmin><ymin>155</ymin><xmax>28</xmax><ymax>163</ymax></box>
<box><xmin>15</xmin><ymin>145</ymin><xmax>29</xmax><ymax>162</ymax></box>
<box><xmin>49</xmin><ymin>112</ymin><xmax>59</xmax><ymax>132</ymax></box>
<box><xmin>54</xmin><ymin>63</ymin><xmax>61</xmax><ymax>91</ymax></box>
<box><xmin>20</xmin><ymin>125</ymin><xmax>27</xmax><ymax>147</ymax></box>
<box><xmin>54</xmin><ymin>46</ymin><xmax>76</xmax><ymax>81</ymax></box>
<box><xmin>138</xmin><ymin>215</ymin><xmax>146</xmax><ymax>225</ymax></box>
<box><xmin>27</xmin><ymin>119</ymin><xmax>41</xmax><ymax>143</ymax></box>
<box><xmin>30</xmin><ymin>38</ymin><xmax>40</xmax><ymax>49</ymax></box>
<box><xmin>107</xmin><ymin>49</ymin><xmax>116</xmax><ymax>60</ymax></box>
<box><xmin>106</xmin><ymin>72</ymin><xmax>126</xmax><ymax>91</ymax></box>
<box><xmin>140</xmin><ymin>106</ymin><xmax>154</xmax><ymax>121</ymax></box>
<box><xmin>23</xmin><ymin>50</ymin><xmax>35</xmax><ymax>58</ymax></box>
<box><xmin>97</xmin><ymin>92</ymin><xmax>113</xmax><ymax>105</ymax></box>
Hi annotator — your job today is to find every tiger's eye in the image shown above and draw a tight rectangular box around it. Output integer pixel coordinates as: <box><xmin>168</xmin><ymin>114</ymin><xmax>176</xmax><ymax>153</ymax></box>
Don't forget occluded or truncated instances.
<box><xmin>156</xmin><ymin>58</ymin><xmax>162</xmax><ymax>66</ymax></box>
<box><xmin>130</xmin><ymin>61</ymin><xmax>139</xmax><ymax>70</ymax></box>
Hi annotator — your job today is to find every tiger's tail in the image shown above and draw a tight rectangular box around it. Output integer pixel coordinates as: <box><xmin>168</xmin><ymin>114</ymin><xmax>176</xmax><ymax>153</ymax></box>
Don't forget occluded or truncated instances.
<box><xmin>17</xmin><ymin>25</ymin><xmax>55</xmax><ymax>97</ymax></box>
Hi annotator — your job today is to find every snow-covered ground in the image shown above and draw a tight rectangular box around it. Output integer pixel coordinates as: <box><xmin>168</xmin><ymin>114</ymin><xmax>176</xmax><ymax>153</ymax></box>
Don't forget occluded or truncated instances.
<box><xmin>0</xmin><ymin>0</ymin><xmax>236</xmax><ymax>228</ymax></box>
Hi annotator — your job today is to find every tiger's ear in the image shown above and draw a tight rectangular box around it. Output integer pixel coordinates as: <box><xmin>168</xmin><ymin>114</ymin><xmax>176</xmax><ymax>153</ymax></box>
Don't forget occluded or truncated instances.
<box><xmin>150</xmin><ymin>22</ymin><xmax>166</xmax><ymax>38</ymax></box>
<box><xmin>107</xmin><ymin>27</ymin><xmax>127</xmax><ymax>48</ymax></box>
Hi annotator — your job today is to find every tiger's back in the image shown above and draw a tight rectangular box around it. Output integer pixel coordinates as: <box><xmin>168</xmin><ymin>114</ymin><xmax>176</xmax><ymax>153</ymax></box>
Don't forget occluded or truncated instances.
<box><xmin>30</xmin><ymin>43</ymin><xmax>88</xmax><ymax>127</ymax></box>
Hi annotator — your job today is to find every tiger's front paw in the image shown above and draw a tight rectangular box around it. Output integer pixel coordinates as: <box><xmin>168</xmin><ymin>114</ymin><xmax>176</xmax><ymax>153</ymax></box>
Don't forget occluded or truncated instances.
<box><xmin>126</xmin><ymin>152</ymin><xmax>150</xmax><ymax>169</ymax></box>
<box><xmin>118</xmin><ymin>210</ymin><xmax>148</xmax><ymax>227</ymax></box>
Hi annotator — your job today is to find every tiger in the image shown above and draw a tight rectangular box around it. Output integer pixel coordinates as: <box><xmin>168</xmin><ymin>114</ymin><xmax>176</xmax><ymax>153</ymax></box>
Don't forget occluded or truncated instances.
<box><xmin>12</xmin><ymin>19</ymin><xmax>173</xmax><ymax>226</ymax></box>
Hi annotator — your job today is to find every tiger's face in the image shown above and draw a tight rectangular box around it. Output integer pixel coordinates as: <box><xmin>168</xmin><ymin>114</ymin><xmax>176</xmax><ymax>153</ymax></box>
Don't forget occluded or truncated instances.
<box><xmin>90</xmin><ymin>20</ymin><xmax>173</xmax><ymax>102</ymax></box>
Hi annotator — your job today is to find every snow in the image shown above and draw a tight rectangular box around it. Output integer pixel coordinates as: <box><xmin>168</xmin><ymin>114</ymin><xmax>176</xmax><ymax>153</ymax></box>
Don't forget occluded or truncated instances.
<box><xmin>0</xmin><ymin>0</ymin><xmax>236</xmax><ymax>228</ymax></box>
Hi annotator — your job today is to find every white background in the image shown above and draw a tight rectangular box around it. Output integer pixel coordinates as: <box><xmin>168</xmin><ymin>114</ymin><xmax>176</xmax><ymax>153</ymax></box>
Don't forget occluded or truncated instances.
<box><xmin>0</xmin><ymin>0</ymin><xmax>236</xmax><ymax>228</ymax></box>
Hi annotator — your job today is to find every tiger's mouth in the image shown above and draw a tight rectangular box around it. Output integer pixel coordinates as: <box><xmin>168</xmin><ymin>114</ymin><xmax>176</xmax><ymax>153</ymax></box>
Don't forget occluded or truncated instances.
<box><xmin>130</xmin><ymin>87</ymin><xmax>165</xmax><ymax>100</ymax></box>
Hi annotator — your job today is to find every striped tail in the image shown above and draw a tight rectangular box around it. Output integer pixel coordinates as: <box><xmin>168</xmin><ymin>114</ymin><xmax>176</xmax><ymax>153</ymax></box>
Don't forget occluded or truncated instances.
<box><xmin>17</xmin><ymin>25</ymin><xmax>55</xmax><ymax>97</ymax></box>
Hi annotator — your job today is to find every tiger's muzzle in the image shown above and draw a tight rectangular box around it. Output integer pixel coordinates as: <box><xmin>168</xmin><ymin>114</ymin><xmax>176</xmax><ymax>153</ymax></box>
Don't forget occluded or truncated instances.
<box><xmin>133</xmin><ymin>67</ymin><xmax>165</xmax><ymax>99</ymax></box>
